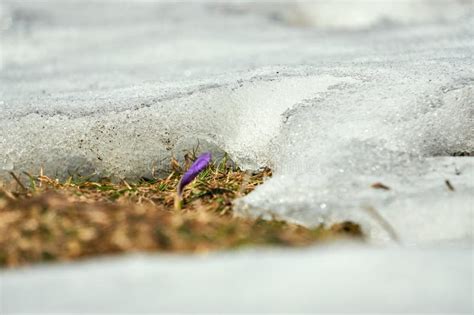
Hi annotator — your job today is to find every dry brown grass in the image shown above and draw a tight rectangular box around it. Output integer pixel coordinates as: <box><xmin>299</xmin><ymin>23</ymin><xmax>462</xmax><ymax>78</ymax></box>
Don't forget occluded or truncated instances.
<box><xmin>0</xmin><ymin>158</ymin><xmax>363</xmax><ymax>267</ymax></box>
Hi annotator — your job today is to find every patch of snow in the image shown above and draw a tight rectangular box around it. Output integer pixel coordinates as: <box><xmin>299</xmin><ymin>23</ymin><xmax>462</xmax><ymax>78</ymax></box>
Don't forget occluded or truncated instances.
<box><xmin>0</xmin><ymin>0</ymin><xmax>473</xmax><ymax>244</ymax></box>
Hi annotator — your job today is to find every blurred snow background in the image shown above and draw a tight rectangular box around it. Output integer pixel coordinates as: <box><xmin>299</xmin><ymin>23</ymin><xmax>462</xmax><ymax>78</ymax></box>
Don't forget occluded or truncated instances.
<box><xmin>0</xmin><ymin>1</ymin><xmax>473</xmax><ymax>312</ymax></box>
<box><xmin>238</xmin><ymin>0</ymin><xmax>472</xmax><ymax>28</ymax></box>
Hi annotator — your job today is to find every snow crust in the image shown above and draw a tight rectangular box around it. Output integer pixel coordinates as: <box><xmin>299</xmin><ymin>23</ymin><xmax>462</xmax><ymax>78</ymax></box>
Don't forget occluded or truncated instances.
<box><xmin>0</xmin><ymin>1</ymin><xmax>473</xmax><ymax>244</ymax></box>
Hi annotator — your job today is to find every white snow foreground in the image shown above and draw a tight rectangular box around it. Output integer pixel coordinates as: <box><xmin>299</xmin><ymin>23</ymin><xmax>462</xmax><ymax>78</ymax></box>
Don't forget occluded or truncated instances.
<box><xmin>1</xmin><ymin>246</ymin><xmax>472</xmax><ymax>313</ymax></box>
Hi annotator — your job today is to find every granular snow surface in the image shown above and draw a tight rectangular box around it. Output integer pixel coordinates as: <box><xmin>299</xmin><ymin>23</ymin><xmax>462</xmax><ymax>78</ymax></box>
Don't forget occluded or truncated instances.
<box><xmin>0</xmin><ymin>1</ymin><xmax>473</xmax><ymax>312</ymax></box>
<box><xmin>1</xmin><ymin>0</ymin><xmax>472</xmax><ymax>244</ymax></box>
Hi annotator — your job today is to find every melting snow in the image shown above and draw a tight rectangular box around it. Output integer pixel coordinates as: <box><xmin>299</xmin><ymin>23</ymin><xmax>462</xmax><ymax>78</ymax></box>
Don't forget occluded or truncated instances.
<box><xmin>1</xmin><ymin>1</ymin><xmax>473</xmax><ymax>313</ymax></box>
<box><xmin>0</xmin><ymin>2</ymin><xmax>473</xmax><ymax>242</ymax></box>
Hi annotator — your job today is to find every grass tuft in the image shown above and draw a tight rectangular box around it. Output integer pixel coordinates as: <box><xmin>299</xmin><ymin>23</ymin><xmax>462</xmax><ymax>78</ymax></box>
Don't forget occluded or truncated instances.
<box><xmin>0</xmin><ymin>158</ymin><xmax>363</xmax><ymax>267</ymax></box>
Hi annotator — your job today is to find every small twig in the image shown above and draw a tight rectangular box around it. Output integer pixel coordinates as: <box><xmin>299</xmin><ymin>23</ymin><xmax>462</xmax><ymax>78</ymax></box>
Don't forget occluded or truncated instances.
<box><xmin>191</xmin><ymin>141</ymin><xmax>201</xmax><ymax>160</ymax></box>
<box><xmin>166</xmin><ymin>171</ymin><xmax>175</xmax><ymax>181</ymax></box>
<box><xmin>121</xmin><ymin>179</ymin><xmax>132</xmax><ymax>190</ymax></box>
<box><xmin>445</xmin><ymin>179</ymin><xmax>455</xmax><ymax>191</ymax></box>
<box><xmin>371</xmin><ymin>182</ymin><xmax>390</xmax><ymax>190</ymax></box>
<box><xmin>9</xmin><ymin>172</ymin><xmax>27</xmax><ymax>192</ymax></box>
<box><xmin>39</xmin><ymin>167</ymin><xmax>44</xmax><ymax>187</ymax></box>
<box><xmin>363</xmin><ymin>206</ymin><xmax>400</xmax><ymax>243</ymax></box>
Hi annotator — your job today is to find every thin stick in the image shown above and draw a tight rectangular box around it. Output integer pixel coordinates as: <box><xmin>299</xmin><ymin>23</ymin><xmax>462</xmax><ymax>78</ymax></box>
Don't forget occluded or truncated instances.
<box><xmin>445</xmin><ymin>179</ymin><xmax>455</xmax><ymax>191</ymax></box>
<box><xmin>9</xmin><ymin>172</ymin><xmax>27</xmax><ymax>192</ymax></box>
<box><xmin>121</xmin><ymin>179</ymin><xmax>132</xmax><ymax>190</ymax></box>
<box><xmin>364</xmin><ymin>206</ymin><xmax>400</xmax><ymax>243</ymax></box>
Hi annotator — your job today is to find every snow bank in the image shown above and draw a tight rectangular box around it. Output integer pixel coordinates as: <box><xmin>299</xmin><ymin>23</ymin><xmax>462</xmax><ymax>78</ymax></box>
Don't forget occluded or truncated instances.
<box><xmin>0</xmin><ymin>1</ymin><xmax>473</xmax><ymax>243</ymax></box>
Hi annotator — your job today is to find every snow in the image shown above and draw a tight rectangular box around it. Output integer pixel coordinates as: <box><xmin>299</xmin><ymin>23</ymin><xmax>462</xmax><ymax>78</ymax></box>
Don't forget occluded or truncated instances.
<box><xmin>1</xmin><ymin>0</ymin><xmax>472</xmax><ymax>244</ymax></box>
<box><xmin>1</xmin><ymin>1</ymin><xmax>473</xmax><ymax>312</ymax></box>
<box><xmin>236</xmin><ymin>0</ymin><xmax>472</xmax><ymax>29</ymax></box>
<box><xmin>1</xmin><ymin>246</ymin><xmax>473</xmax><ymax>313</ymax></box>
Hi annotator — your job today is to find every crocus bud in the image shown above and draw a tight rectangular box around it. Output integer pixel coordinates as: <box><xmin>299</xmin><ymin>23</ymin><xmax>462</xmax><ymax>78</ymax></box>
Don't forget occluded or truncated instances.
<box><xmin>177</xmin><ymin>152</ymin><xmax>212</xmax><ymax>197</ymax></box>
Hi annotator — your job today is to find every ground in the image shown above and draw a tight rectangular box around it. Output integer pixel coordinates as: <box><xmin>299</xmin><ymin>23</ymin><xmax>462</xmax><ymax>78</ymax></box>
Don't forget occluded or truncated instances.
<box><xmin>0</xmin><ymin>156</ymin><xmax>362</xmax><ymax>267</ymax></box>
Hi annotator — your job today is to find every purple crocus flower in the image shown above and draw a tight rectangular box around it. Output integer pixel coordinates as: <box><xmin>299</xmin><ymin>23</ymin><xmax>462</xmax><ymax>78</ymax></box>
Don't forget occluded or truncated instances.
<box><xmin>177</xmin><ymin>152</ymin><xmax>212</xmax><ymax>197</ymax></box>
